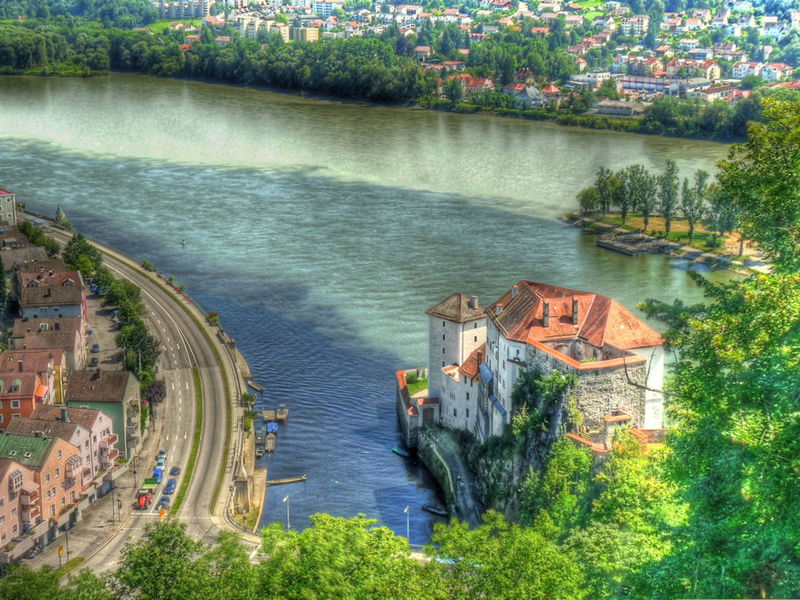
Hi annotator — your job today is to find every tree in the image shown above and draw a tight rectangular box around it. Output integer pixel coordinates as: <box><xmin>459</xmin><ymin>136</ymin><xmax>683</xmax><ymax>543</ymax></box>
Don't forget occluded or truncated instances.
<box><xmin>429</xmin><ymin>511</ymin><xmax>585</xmax><ymax>599</ymax></box>
<box><xmin>444</xmin><ymin>76</ymin><xmax>463</xmax><ymax>101</ymax></box>
<box><xmin>717</xmin><ymin>100</ymin><xmax>800</xmax><ymax>271</ymax></box>
<box><xmin>658</xmin><ymin>159</ymin><xmax>679</xmax><ymax>237</ymax></box>
<box><xmin>680</xmin><ymin>173</ymin><xmax>705</xmax><ymax>245</ymax></box>
<box><xmin>703</xmin><ymin>186</ymin><xmax>737</xmax><ymax>248</ymax></box>
<box><xmin>576</xmin><ymin>186</ymin><xmax>601</xmax><ymax>215</ymax></box>
<box><xmin>594</xmin><ymin>166</ymin><xmax>618</xmax><ymax>217</ymax></box>
<box><xmin>625</xmin><ymin>164</ymin><xmax>657</xmax><ymax>231</ymax></box>
<box><xmin>146</xmin><ymin>380</ymin><xmax>166</xmax><ymax>404</ymax></box>
<box><xmin>613</xmin><ymin>168</ymin><xmax>633</xmax><ymax>225</ymax></box>
<box><xmin>64</xmin><ymin>233</ymin><xmax>102</xmax><ymax>273</ymax></box>
<box><xmin>114</xmin><ymin>521</ymin><xmax>208</xmax><ymax>599</ymax></box>
<box><xmin>103</xmin><ymin>278</ymin><xmax>141</xmax><ymax>309</ymax></box>
<box><xmin>260</xmin><ymin>514</ymin><xmax>441</xmax><ymax>599</ymax></box>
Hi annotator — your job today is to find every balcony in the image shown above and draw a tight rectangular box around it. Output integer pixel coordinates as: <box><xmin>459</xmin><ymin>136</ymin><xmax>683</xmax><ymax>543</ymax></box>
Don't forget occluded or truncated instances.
<box><xmin>101</xmin><ymin>449</ymin><xmax>120</xmax><ymax>467</ymax></box>
<box><xmin>60</xmin><ymin>478</ymin><xmax>76</xmax><ymax>492</ymax></box>
<box><xmin>20</xmin><ymin>487</ymin><xmax>39</xmax><ymax>505</ymax></box>
<box><xmin>22</xmin><ymin>505</ymin><xmax>40</xmax><ymax>519</ymax></box>
<box><xmin>100</xmin><ymin>433</ymin><xmax>119</xmax><ymax>449</ymax></box>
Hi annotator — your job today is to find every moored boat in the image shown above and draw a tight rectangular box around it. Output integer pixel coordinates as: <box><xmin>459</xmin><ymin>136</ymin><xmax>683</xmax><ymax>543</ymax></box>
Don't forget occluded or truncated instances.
<box><xmin>392</xmin><ymin>446</ymin><xmax>410</xmax><ymax>458</ymax></box>
<box><xmin>422</xmin><ymin>503</ymin><xmax>448</xmax><ymax>517</ymax></box>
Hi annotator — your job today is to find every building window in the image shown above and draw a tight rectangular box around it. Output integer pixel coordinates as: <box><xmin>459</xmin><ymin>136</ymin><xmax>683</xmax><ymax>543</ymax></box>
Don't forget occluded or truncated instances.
<box><xmin>0</xmin><ymin>516</ymin><xmax>5</xmax><ymax>526</ymax></box>
<box><xmin>466</xmin><ymin>409</ymin><xmax>470</xmax><ymax>418</ymax></box>
<box><xmin>474</xmin><ymin>336</ymin><xmax>478</xmax><ymax>342</ymax></box>
<box><xmin>50</xmin><ymin>505</ymin><xmax>55</xmax><ymax>518</ymax></box>
<box><xmin>442</xmin><ymin>321</ymin><xmax>445</xmax><ymax>327</ymax></box>
<box><xmin>453</xmin><ymin>408</ymin><xmax>457</xmax><ymax>417</ymax></box>
<box><xmin>12</xmin><ymin>524</ymin><xmax>17</xmax><ymax>535</ymax></box>
<box><xmin>474</xmin><ymin>322</ymin><xmax>477</xmax><ymax>328</ymax></box>
<box><xmin>61</xmin><ymin>497</ymin><xmax>66</xmax><ymax>506</ymax></box>
<box><xmin>0</xmin><ymin>415</ymin><xmax>3</xmax><ymax>424</ymax></box>
<box><xmin>11</xmin><ymin>414</ymin><xmax>20</xmax><ymax>420</ymax></box>
<box><xmin>442</xmin><ymin>348</ymin><xmax>445</xmax><ymax>354</ymax></box>
<box><xmin>442</xmin><ymin>334</ymin><xmax>445</xmax><ymax>341</ymax></box>
<box><xmin>55</xmin><ymin>467</ymin><xmax>60</xmax><ymax>479</ymax></box>
<box><xmin>466</xmin><ymin>393</ymin><xmax>470</xmax><ymax>400</ymax></box>
<box><xmin>57</xmin><ymin>450</ymin><xmax>62</xmax><ymax>459</ymax></box>
<box><xmin>10</xmin><ymin>400</ymin><xmax>20</xmax><ymax>409</ymax></box>
<box><xmin>45</xmin><ymin>473</ymin><xmax>50</xmax><ymax>484</ymax></box>
<box><xmin>11</xmin><ymin>508</ymin><xmax>16</xmax><ymax>517</ymax></box>
<box><xmin>70</xmin><ymin>491</ymin><xmax>75</xmax><ymax>502</ymax></box>
<box><xmin>442</xmin><ymin>362</ymin><xmax>445</xmax><ymax>367</ymax></box>
<box><xmin>0</xmin><ymin>533</ymin><xmax>5</xmax><ymax>543</ymax></box>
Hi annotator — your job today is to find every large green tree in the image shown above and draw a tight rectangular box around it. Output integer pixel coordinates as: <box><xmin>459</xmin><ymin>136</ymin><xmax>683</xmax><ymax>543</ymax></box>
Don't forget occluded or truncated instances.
<box><xmin>658</xmin><ymin>159</ymin><xmax>679</xmax><ymax>237</ymax></box>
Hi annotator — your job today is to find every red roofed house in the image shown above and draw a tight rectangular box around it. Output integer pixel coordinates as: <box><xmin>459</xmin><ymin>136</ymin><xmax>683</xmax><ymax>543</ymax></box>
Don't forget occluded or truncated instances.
<box><xmin>0</xmin><ymin>369</ymin><xmax>47</xmax><ymax>430</ymax></box>
<box><xmin>411</xmin><ymin>282</ymin><xmax>665</xmax><ymax>444</ymax></box>
<box><xmin>464</xmin><ymin>77</ymin><xmax>495</xmax><ymax>94</ymax></box>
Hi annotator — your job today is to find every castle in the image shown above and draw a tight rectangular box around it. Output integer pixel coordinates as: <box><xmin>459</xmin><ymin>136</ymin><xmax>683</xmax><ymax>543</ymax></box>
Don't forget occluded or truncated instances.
<box><xmin>397</xmin><ymin>280</ymin><xmax>665</xmax><ymax>449</ymax></box>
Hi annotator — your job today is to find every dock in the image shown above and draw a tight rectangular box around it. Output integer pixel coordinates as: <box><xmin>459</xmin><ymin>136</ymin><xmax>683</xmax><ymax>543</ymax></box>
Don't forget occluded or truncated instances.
<box><xmin>262</xmin><ymin>409</ymin><xmax>276</xmax><ymax>422</ymax></box>
<box><xmin>266</xmin><ymin>474</ymin><xmax>307</xmax><ymax>486</ymax></box>
<box><xmin>276</xmin><ymin>404</ymin><xmax>289</xmax><ymax>422</ymax></box>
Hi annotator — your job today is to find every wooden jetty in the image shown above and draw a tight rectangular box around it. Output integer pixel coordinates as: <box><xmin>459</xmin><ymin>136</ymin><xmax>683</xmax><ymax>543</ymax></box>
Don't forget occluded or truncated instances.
<box><xmin>266</xmin><ymin>474</ymin><xmax>307</xmax><ymax>487</ymax></box>
<box><xmin>262</xmin><ymin>409</ymin><xmax>276</xmax><ymax>422</ymax></box>
<box><xmin>597</xmin><ymin>238</ymin><xmax>640</xmax><ymax>256</ymax></box>
<box><xmin>276</xmin><ymin>404</ymin><xmax>289</xmax><ymax>422</ymax></box>
<box><xmin>265</xmin><ymin>432</ymin><xmax>276</xmax><ymax>453</ymax></box>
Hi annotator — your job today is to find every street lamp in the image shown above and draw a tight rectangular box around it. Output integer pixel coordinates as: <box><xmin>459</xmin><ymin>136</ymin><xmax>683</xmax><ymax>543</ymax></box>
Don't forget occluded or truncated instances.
<box><xmin>283</xmin><ymin>496</ymin><xmax>290</xmax><ymax>530</ymax></box>
<box><xmin>403</xmin><ymin>506</ymin><xmax>410</xmax><ymax>542</ymax></box>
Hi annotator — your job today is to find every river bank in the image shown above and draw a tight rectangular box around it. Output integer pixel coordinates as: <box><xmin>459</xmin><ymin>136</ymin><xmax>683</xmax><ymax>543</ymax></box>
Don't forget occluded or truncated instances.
<box><xmin>562</xmin><ymin>212</ymin><xmax>769</xmax><ymax>275</ymax></box>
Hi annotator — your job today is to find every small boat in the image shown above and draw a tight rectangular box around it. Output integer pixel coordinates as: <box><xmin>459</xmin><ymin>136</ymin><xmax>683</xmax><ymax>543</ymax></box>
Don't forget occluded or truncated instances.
<box><xmin>422</xmin><ymin>503</ymin><xmax>448</xmax><ymax>517</ymax></box>
<box><xmin>266</xmin><ymin>422</ymin><xmax>278</xmax><ymax>434</ymax></box>
<box><xmin>180</xmin><ymin>239</ymin><xmax>187</xmax><ymax>246</ymax></box>
<box><xmin>265</xmin><ymin>432</ymin><xmax>276</xmax><ymax>453</ymax></box>
<box><xmin>246</xmin><ymin>379</ymin><xmax>265</xmax><ymax>393</ymax></box>
<box><xmin>392</xmin><ymin>446</ymin><xmax>410</xmax><ymax>458</ymax></box>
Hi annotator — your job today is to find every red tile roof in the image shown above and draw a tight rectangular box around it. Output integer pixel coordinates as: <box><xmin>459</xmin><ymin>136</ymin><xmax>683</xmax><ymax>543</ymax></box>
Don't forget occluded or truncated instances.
<box><xmin>426</xmin><ymin>292</ymin><xmax>484</xmax><ymax>323</ymax></box>
<box><xmin>0</xmin><ymin>188</ymin><xmax>13</xmax><ymax>196</ymax></box>
<box><xmin>458</xmin><ymin>343</ymin><xmax>486</xmax><ymax>381</ymax></box>
<box><xmin>486</xmin><ymin>280</ymin><xmax>663</xmax><ymax>350</ymax></box>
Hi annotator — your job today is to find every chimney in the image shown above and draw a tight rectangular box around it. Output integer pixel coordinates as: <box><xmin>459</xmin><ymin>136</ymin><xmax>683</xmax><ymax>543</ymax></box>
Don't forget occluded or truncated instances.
<box><xmin>543</xmin><ymin>302</ymin><xmax>550</xmax><ymax>328</ymax></box>
<box><xmin>54</xmin><ymin>321</ymin><xmax>60</xmax><ymax>331</ymax></box>
<box><xmin>34</xmin><ymin>430</ymin><xmax>44</xmax><ymax>438</ymax></box>
<box><xmin>511</xmin><ymin>285</ymin><xmax>518</xmax><ymax>299</ymax></box>
<box><xmin>572</xmin><ymin>298</ymin><xmax>579</xmax><ymax>325</ymax></box>
<box><xmin>496</xmin><ymin>303</ymin><xmax>504</xmax><ymax>315</ymax></box>
<box><xmin>467</xmin><ymin>296</ymin><xmax>478</xmax><ymax>310</ymax></box>
<box><xmin>476</xmin><ymin>350</ymin><xmax>483</xmax><ymax>364</ymax></box>
<box><xmin>17</xmin><ymin>360</ymin><xmax>23</xmax><ymax>373</ymax></box>
<box><xmin>60</xmin><ymin>407</ymin><xmax>70</xmax><ymax>423</ymax></box>
<box><xmin>92</xmin><ymin>369</ymin><xmax>101</xmax><ymax>381</ymax></box>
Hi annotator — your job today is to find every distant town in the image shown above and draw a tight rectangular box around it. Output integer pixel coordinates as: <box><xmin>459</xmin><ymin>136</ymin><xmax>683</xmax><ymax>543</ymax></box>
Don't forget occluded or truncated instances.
<box><xmin>159</xmin><ymin>0</ymin><xmax>800</xmax><ymax>115</ymax></box>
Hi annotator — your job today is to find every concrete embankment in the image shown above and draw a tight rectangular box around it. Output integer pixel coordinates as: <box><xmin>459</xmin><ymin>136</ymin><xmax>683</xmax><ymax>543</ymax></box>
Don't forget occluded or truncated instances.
<box><xmin>417</xmin><ymin>428</ymin><xmax>481</xmax><ymax>527</ymax></box>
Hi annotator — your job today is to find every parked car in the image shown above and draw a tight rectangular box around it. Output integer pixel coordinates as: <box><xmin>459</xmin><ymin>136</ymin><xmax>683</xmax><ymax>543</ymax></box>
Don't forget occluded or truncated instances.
<box><xmin>157</xmin><ymin>496</ymin><xmax>170</xmax><ymax>510</ymax></box>
<box><xmin>158</xmin><ymin>449</ymin><xmax>168</xmax><ymax>459</ymax></box>
<box><xmin>170</xmin><ymin>466</ymin><xmax>181</xmax><ymax>477</ymax></box>
<box><xmin>164</xmin><ymin>478</ymin><xmax>177</xmax><ymax>495</ymax></box>
<box><xmin>156</xmin><ymin>457</ymin><xmax>166</xmax><ymax>468</ymax></box>
<box><xmin>89</xmin><ymin>357</ymin><xmax>98</xmax><ymax>367</ymax></box>
<box><xmin>91</xmin><ymin>343</ymin><xmax>100</xmax><ymax>353</ymax></box>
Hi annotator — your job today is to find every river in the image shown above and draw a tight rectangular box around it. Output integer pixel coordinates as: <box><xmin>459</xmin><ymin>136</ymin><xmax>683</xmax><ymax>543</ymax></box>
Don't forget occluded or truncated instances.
<box><xmin>0</xmin><ymin>73</ymin><xmax>729</xmax><ymax>543</ymax></box>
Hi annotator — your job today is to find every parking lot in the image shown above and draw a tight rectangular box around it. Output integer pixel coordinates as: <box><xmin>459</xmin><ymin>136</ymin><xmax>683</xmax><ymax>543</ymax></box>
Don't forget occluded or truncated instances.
<box><xmin>85</xmin><ymin>292</ymin><xmax>124</xmax><ymax>371</ymax></box>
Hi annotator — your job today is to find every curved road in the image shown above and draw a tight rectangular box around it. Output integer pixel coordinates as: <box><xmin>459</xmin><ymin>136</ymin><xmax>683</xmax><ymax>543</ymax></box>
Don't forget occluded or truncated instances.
<box><xmin>46</xmin><ymin>228</ymin><xmax>247</xmax><ymax>573</ymax></box>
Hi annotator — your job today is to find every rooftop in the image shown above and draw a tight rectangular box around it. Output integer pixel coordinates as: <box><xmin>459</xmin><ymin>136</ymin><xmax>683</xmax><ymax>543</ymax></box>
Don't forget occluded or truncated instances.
<box><xmin>0</xmin><ymin>433</ymin><xmax>54</xmax><ymax>469</ymax></box>
<box><xmin>426</xmin><ymin>292</ymin><xmax>485</xmax><ymax>323</ymax></box>
<box><xmin>6</xmin><ymin>417</ymin><xmax>81</xmax><ymax>442</ymax></box>
<box><xmin>31</xmin><ymin>405</ymin><xmax>104</xmax><ymax>432</ymax></box>
<box><xmin>67</xmin><ymin>369</ymin><xmax>134</xmax><ymax>404</ymax></box>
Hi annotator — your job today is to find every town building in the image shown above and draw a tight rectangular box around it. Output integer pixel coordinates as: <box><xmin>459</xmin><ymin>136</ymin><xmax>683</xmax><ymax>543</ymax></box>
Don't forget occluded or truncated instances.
<box><xmin>13</xmin><ymin>264</ymin><xmax>86</xmax><ymax>322</ymax></box>
<box><xmin>11</xmin><ymin>317</ymin><xmax>86</xmax><ymax>372</ymax></box>
<box><xmin>0</xmin><ymin>368</ymin><xmax>48</xmax><ymax>431</ymax></box>
<box><xmin>66</xmin><ymin>370</ymin><xmax>141</xmax><ymax>459</ymax></box>
<box><xmin>620</xmin><ymin>15</ymin><xmax>650</xmax><ymax>36</ymax></box>
<box><xmin>0</xmin><ymin>349</ymin><xmax>67</xmax><ymax>407</ymax></box>
<box><xmin>0</xmin><ymin>433</ymin><xmax>83</xmax><ymax>554</ymax></box>
<box><xmin>7</xmin><ymin>405</ymin><xmax>117</xmax><ymax>498</ymax></box>
<box><xmin>0</xmin><ymin>457</ymin><xmax>38</xmax><ymax>562</ymax></box>
<box><xmin>0</xmin><ymin>188</ymin><xmax>18</xmax><ymax>226</ymax></box>
<box><xmin>157</xmin><ymin>0</ymin><xmax>214</xmax><ymax>19</ymax></box>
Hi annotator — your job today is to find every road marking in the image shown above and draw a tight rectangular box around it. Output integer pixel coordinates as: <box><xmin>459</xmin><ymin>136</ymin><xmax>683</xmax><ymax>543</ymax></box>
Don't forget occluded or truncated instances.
<box><xmin>171</xmin><ymin>382</ymin><xmax>175</xmax><ymax>390</ymax></box>
<box><xmin>166</xmin><ymin>434</ymin><xmax>169</xmax><ymax>441</ymax></box>
<box><xmin>185</xmin><ymin>382</ymin><xmax>189</xmax><ymax>390</ymax></box>
<box><xmin>184</xmin><ymin>432</ymin><xmax>188</xmax><ymax>439</ymax></box>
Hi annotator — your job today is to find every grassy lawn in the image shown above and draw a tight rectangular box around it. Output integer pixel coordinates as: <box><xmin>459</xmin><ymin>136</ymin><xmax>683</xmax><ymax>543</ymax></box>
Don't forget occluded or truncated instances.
<box><xmin>576</xmin><ymin>0</ymin><xmax>604</xmax><ymax>7</ymax></box>
<box><xmin>56</xmin><ymin>557</ymin><xmax>85</xmax><ymax>577</ymax></box>
<box><xmin>585</xmin><ymin>10</ymin><xmax>604</xmax><ymax>19</ymax></box>
<box><xmin>407</xmin><ymin>378</ymin><xmax>428</xmax><ymax>397</ymax></box>
<box><xmin>586</xmin><ymin>213</ymin><xmax>754</xmax><ymax>257</ymax></box>
<box><xmin>144</xmin><ymin>19</ymin><xmax>202</xmax><ymax>34</ymax></box>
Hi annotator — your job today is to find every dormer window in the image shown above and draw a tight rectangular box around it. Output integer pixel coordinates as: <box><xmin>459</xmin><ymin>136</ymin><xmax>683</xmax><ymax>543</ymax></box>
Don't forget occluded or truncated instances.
<box><xmin>10</xmin><ymin>379</ymin><xmax>21</xmax><ymax>393</ymax></box>
<box><xmin>23</xmin><ymin>452</ymin><xmax>31</xmax><ymax>458</ymax></box>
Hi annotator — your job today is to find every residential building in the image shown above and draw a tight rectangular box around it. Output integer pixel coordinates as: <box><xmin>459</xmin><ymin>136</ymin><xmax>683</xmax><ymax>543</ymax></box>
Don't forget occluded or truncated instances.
<box><xmin>313</xmin><ymin>0</ymin><xmax>344</xmax><ymax>17</ymax></box>
<box><xmin>0</xmin><ymin>433</ymin><xmax>83</xmax><ymax>548</ymax></box>
<box><xmin>732</xmin><ymin>60</ymin><xmax>763</xmax><ymax>79</ymax></box>
<box><xmin>0</xmin><ymin>369</ymin><xmax>47</xmax><ymax>431</ymax></box>
<box><xmin>13</xmin><ymin>264</ymin><xmax>86</xmax><ymax>321</ymax></box>
<box><xmin>0</xmin><ymin>245</ymin><xmax>48</xmax><ymax>273</ymax></box>
<box><xmin>620</xmin><ymin>15</ymin><xmax>650</xmax><ymax>37</ymax></box>
<box><xmin>0</xmin><ymin>349</ymin><xmax>66</xmax><ymax>407</ymax></box>
<box><xmin>0</xmin><ymin>188</ymin><xmax>17</xmax><ymax>226</ymax></box>
<box><xmin>0</xmin><ymin>458</ymin><xmax>38</xmax><ymax>562</ymax></box>
<box><xmin>7</xmin><ymin>405</ymin><xmax>117</xmax><ymax>497</ymax></box>
<box><xmin>761</xmin><ymin>62</ymin><xmax>793</xmax><ymax>81</ymax></box>
<box><xmin>157</xmin><ymin>0</ymin><xmax>214</xmax><ymax>19</ymax></box>
<box><xmin>11</xmin><ymin>317</ymin><xmax>86</xmax><ymax>372</ymax></box>
<box><xmin>596</xmin><ymin>100</ymin><xmax>644</xmax><ymax>116</ymax></box>
<box><xmin>66</xmin><ymin>370</ymin><xmax>141</xmax><ymax>459</ymax></box>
